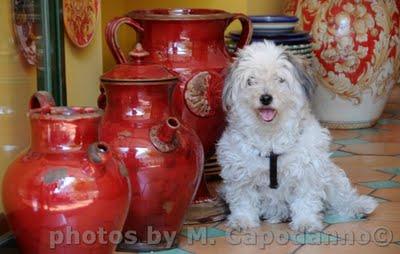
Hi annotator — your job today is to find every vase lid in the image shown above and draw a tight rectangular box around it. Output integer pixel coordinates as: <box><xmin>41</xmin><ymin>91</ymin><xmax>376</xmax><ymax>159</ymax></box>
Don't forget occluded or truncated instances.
<box><xmin>101</xmin><ymin>43</ymin><xmax>178</xmax><ymax>83</ymax></box>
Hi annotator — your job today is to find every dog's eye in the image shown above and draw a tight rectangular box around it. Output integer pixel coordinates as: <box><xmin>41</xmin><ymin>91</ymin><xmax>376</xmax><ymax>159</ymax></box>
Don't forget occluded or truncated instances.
<box><xmin>247</xmin><ymin>77</ymin><xmax>255</xmax><ymax>86</ymax></box>
<box><xmin>278</xmin><ymin>77</ymin><xmax>286</xmax><ymax>83</ymax></box>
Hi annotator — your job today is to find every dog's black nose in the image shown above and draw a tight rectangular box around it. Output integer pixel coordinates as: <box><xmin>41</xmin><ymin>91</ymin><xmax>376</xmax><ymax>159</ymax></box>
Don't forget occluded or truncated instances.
<box><xmin>260</xmin><ymin>94</ymin><xmax>273</xmax><ymax>106</ymax></box>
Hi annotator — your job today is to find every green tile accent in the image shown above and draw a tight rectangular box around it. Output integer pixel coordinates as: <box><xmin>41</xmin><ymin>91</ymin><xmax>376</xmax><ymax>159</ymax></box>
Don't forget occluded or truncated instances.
<box><xmin>323</xmin><ymin>214</ymin><xmax>365</xmax><ymax>224</ymax></box>
<box><xmin>334</xmin><ymin>139</ymin><xmax>369</xmax><ymax>145</ymax></box>
<box><xmin>140</xmin><ymin>248</ymin><xmax>191</xmax><ymax>254</ymax></box>
<box><xmin>377</xmin><ymin>119</ymin><xmax>400</xmax><ymax>125</ymax></box>
<box><xmin>379</xmin><ymin>168</ymin><xmax>400</xmax><ymax>175</ymax></box>
<box><xmin>181</xmin><ymin>227</ymin><xmax>226</xmax><ymax>239</ymax></box>
<box><xmin>330</xmin><ymin>151</ymin><xmax>353</xmax><ymax>158</ymax></box>
<box><xmin>289</xmin><ymin>232</ymin><xmax>338</xmax><ymax>245</ymax></box>
<box><xmin>357</xmin><ymin>128</ymin><xmax>379</xmax><ymax>135</ymax></box>
<box><xmin>360</xmin><ymin>180</ymin><xmax>400</xmax><ymax>189</ymax></box>
<box><xmin>368</xmin><ymin>195</ymin><xmax>389</xmax><ymax>203</ymax></box>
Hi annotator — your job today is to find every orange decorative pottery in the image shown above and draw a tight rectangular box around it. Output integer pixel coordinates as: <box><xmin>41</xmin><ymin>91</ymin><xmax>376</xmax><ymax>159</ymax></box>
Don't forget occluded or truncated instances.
<box><xmin>98</xmin><ymin>45</ymin><xmax>204</xmax><ymax>252</ymax></box>
<box><xmin>285</xmin><ymin>0</ymin><xmax>400</xmax><ymax>129</ymax></box>
<box><xmin>2</xmin><ymin>91</ymin><xmax>130</xmax><ymax>254</ymax></box>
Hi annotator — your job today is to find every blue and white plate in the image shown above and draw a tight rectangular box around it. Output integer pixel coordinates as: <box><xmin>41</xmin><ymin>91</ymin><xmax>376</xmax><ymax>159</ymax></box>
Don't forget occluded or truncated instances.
<box><xmin>258</xmin><ymin>31</ymin><xmax>309</xmax><ymax>38</ymax></box>
<box><xmin>238</xmin><ymin>37</ymin><xmax>312</xmax><ymax>45</ymax></box>
<box><xmin>253</xmin><ymin>23</ymin><xmax>297</xmax><ymax>30</ymax></box>
<box><xmin>288</xmin><ymin>47</ymin><xmax>313</xmax><ymax>54</ymax></box>
<box><xmin>251</xmin><ymin>27</ymin><xmax>296</xmax><ymax>33</ymax></box>
<box><xmin>250</xmin><ymin>15</ymin><xmax>298</xmax><ymax>23</ymax></box>
<box><xmin>286</xmin><ymin>43</ymin><xmax>313</xmax><ymax>50</ymax></box>
<box><xmin>231</xmin><ymin>30</ymin><xmax>309</xmax><ymax>39</ymax></box>
<box><xmin>250</xmin><ymin>15</ymin><xmax>298</xmax><ymax>31</ymax></box>
<box><xmin>230</xmin><ymin>31</ymin><xmax>312</xmax><ymax>45</ymax></box>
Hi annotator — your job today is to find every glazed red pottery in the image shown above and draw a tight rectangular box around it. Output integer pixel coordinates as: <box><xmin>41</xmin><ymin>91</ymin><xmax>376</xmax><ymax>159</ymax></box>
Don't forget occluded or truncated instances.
<box><xmin>105</xmin><ymin>8</ymin><xmax>252</xmax><ymax>223</ymax></box>
<box><xmin>98</xmin><ymin>45</ymin><xmax>204</xmax><ymax>252</ymax></box>
<box><xmin>2</xmin><ymin>91</ymin><xmax>130</xmax><ymax>254</ymax></box>
<box><xmin>106</xmin><ymin>9</ymin><xmax>252</xmax><ymax>159</ymax></box>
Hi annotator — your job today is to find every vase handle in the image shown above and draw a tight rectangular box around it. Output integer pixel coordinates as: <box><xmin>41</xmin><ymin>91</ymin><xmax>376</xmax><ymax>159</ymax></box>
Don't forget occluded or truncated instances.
<box><xmin>106</xmin><ymin>16</ymin><xmax>144</xmax><ymax>64</ymax></box>
<box><xmin>226</xmin><ymin>13</ymin><xmax>253</xmax><ymax>55</ymax></box>
<box><xmin>29</xmin><ymin>91</ymin><xmax>56</xmax><ymax>110</ymax></box>
<box><xmin>97</xmin><ymin>84</ymin><xmax>106</xmax><ymax>110</ymax></box>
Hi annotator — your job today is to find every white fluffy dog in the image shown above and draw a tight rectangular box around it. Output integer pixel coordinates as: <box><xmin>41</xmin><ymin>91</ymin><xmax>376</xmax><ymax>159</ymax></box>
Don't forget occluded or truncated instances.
<box><xmin>217</xmin><ymin>41</ymin><xmax>378</xmax><ymax>232</ymax></box>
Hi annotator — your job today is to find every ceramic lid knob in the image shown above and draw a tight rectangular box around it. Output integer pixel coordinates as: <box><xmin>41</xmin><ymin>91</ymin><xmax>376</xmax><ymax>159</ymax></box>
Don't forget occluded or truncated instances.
<box><xmin>129</xmin><ymin>43</ymin><xmax>150</xmax><ymax>62</ymax></box>
<box><xmin>101</xmin><ymin>42</ymin><xmax>178</xmax><ymax>83</ymax></box>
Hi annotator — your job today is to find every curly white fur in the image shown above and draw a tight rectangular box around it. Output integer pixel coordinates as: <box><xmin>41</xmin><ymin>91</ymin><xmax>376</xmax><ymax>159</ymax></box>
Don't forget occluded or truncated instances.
<box><xmin>217</xmin><ymin>41</ymin><xmax>378</xmax><ymax>232</ymax></box>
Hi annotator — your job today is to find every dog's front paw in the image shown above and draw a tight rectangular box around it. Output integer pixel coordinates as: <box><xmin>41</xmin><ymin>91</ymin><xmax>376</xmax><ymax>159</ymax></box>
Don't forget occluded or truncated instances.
<box><xmin>289</xmin><ymin>217</ymin><xmax>323</xmax><ymax>232</ymax></box>
<box><xmin>227</xmin><ymin>213</ymin><xmax>260</xmax><ymax>230</ymax></box>
<box><xmin>355</xmin><ymin>195</ymin><xmax>378</xmax><ymax>215</ymax></box>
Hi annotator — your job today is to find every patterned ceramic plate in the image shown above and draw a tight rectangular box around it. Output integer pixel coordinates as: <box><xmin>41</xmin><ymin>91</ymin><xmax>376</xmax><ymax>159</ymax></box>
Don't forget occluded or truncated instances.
<box><xmin>256</xmin><ymin>31</ymin><xmax>309</xmax><ymax>39</ymax></box>
<box><xmin>288</xmin><ymin>48</ymin><xmax>313</xmax><ymax>54</ymax></box>
<box><xmin>251</xmin><ymin>27</ymin><xmax>295</xmax><ymax>33</ymax></box>
<box><xmin>230</xmin><ymin>36</ymin><xmax>312</xmax><ymax>45</ymax></box>
<box><xmin>286</xmin><ymin>43</ymin><xmax>313</xmax><ymax>50</ymax></box>
<box><xmin>253</xmin><ymin>23</ymin><xmax>297</xmax><ymax>30</ymax></box>
<box><xmin>227</xmin><ymin>41</ymin><xmax>313</xmax><ymax>52</ymax></box>
<box><xmin>231</xmin><ymin>30</ymin><xmax>309</xmax><ymax>39</ymax></box>
<box><xmin>12</xmin><ymin>0</ymin><xmax>39</xmax><ymax>65</ymax></box>
<box><xmin>63</xmin><ymin>0</ymin><xmax>100</xmax><ymax>48</ymax></box>
<box><xmin>250</xmin><ymin>15</ymin><xmax>299</xmax><ymax>23</ymax></box>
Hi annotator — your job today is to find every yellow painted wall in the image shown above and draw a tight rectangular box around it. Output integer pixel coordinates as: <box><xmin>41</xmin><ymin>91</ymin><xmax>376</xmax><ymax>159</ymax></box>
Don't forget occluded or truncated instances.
<box><xmin>101</xmin><ymin>0</ymin><xmax>286</xmax><ymax>72</ymax></box>
<box><xmin>65</xmin><ymin>8</ymin><xmax>103</xmax><ymax>107</ymax></box>
<box><xmin>0</xmin><ymin>1</ymin><xmax>37</xmax><ymax>212</ymax></box>
<box><xmin>247</xmin><ymin>0</ymin><xmax>285</xmax><ymax>15</ymax></box>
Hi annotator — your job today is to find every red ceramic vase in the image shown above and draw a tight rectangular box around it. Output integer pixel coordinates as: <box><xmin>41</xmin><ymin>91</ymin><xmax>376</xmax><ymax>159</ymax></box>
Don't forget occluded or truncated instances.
<box><xmin>104</xmin><ymin>8</ymin><xmax>252</xmax><ymax>223</ymax></box>
<box><xmin>105</xmin><ymin>8</ymin><xmax>252</xmax><ymax>159</ymax></box>
<box><xmin>2</xmin><ymin>91</ymin><xmax>130</xmax><ymax>254</ymax></box>
<box><xmin>98</xmin><ymin>46</ymin><xmax>204</xmax><ymax>252</ymax></box>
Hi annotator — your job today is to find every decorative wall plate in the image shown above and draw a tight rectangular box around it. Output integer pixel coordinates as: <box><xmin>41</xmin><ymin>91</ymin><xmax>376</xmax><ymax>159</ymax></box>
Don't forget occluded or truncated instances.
<box><xmin>12</xmin><ymin>0</ymin><xmax>39</xmax><ymax>65</ymax></box>
<box><xmin>63</xmin><ymin>0</ymin><xmax>100</xmax><ymax>48</ymax></box>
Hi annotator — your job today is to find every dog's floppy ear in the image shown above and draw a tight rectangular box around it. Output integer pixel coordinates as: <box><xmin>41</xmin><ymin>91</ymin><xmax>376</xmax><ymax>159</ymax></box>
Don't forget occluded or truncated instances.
<box><xmin>284</xmin><ymin>52</ymin><xmax>316</xmax><ymax>100</ymax></box>
<box><xmin>222</xmin><ymin>61</ymin><xmax>238</xmax><ymax>111</ymax></box>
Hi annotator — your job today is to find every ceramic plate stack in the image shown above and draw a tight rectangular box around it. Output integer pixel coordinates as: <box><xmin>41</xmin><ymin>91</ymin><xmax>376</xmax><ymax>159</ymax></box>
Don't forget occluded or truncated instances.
<box><xmin>227</xmin><ymin>15</ymin><xmax>313</xmax><ymax>60</ymax></box>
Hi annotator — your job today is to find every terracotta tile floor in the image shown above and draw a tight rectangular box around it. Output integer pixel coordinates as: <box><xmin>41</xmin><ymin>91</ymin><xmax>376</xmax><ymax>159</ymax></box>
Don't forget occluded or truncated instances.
<box><xmin>116</xmin><ymin>86</ymin><xmax>400</xmax><ymax>254</ymax></box>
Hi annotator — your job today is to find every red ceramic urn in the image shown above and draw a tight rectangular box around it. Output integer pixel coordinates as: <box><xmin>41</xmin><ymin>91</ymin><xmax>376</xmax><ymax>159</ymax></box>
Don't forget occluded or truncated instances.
<box><xmin>98</xmin><ymin>44</ymin><xmax>204</xmax><ymax>252</ymax></box>
<box><xmin>105</xmin><ymin>8</ymin><xmax>252</xmax><ymax>159</ymax></box>
<box><xmin>2</xmin><ymin>92</ymin><xmax>130</xmax><ymax>254</ymax></box>
<box><xmin>104</xmin><ymin>9</ymin><xmax>252</xmax><ymax>223</ymax></box>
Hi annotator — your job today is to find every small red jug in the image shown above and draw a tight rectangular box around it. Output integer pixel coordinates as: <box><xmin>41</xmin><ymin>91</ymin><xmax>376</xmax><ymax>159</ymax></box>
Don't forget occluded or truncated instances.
<box><xmin>2</xmin><ymin>91</ymin><xmax>130</xmax><ymax>254</ymax></box>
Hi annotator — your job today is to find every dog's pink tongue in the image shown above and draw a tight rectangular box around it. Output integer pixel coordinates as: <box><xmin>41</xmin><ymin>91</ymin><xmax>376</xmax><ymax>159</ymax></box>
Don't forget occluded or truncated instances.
<box><xmin>259</xmin><ymin>108</ymin><xmax>276</xmax><ymax>122</ymax></box>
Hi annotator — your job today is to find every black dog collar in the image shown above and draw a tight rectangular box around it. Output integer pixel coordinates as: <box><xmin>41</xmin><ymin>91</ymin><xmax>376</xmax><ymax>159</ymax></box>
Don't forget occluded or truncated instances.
<box><xmin>259</xmin><ymin>151</ymin><xmax>280</xmax><ymax>189</ymax></box>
